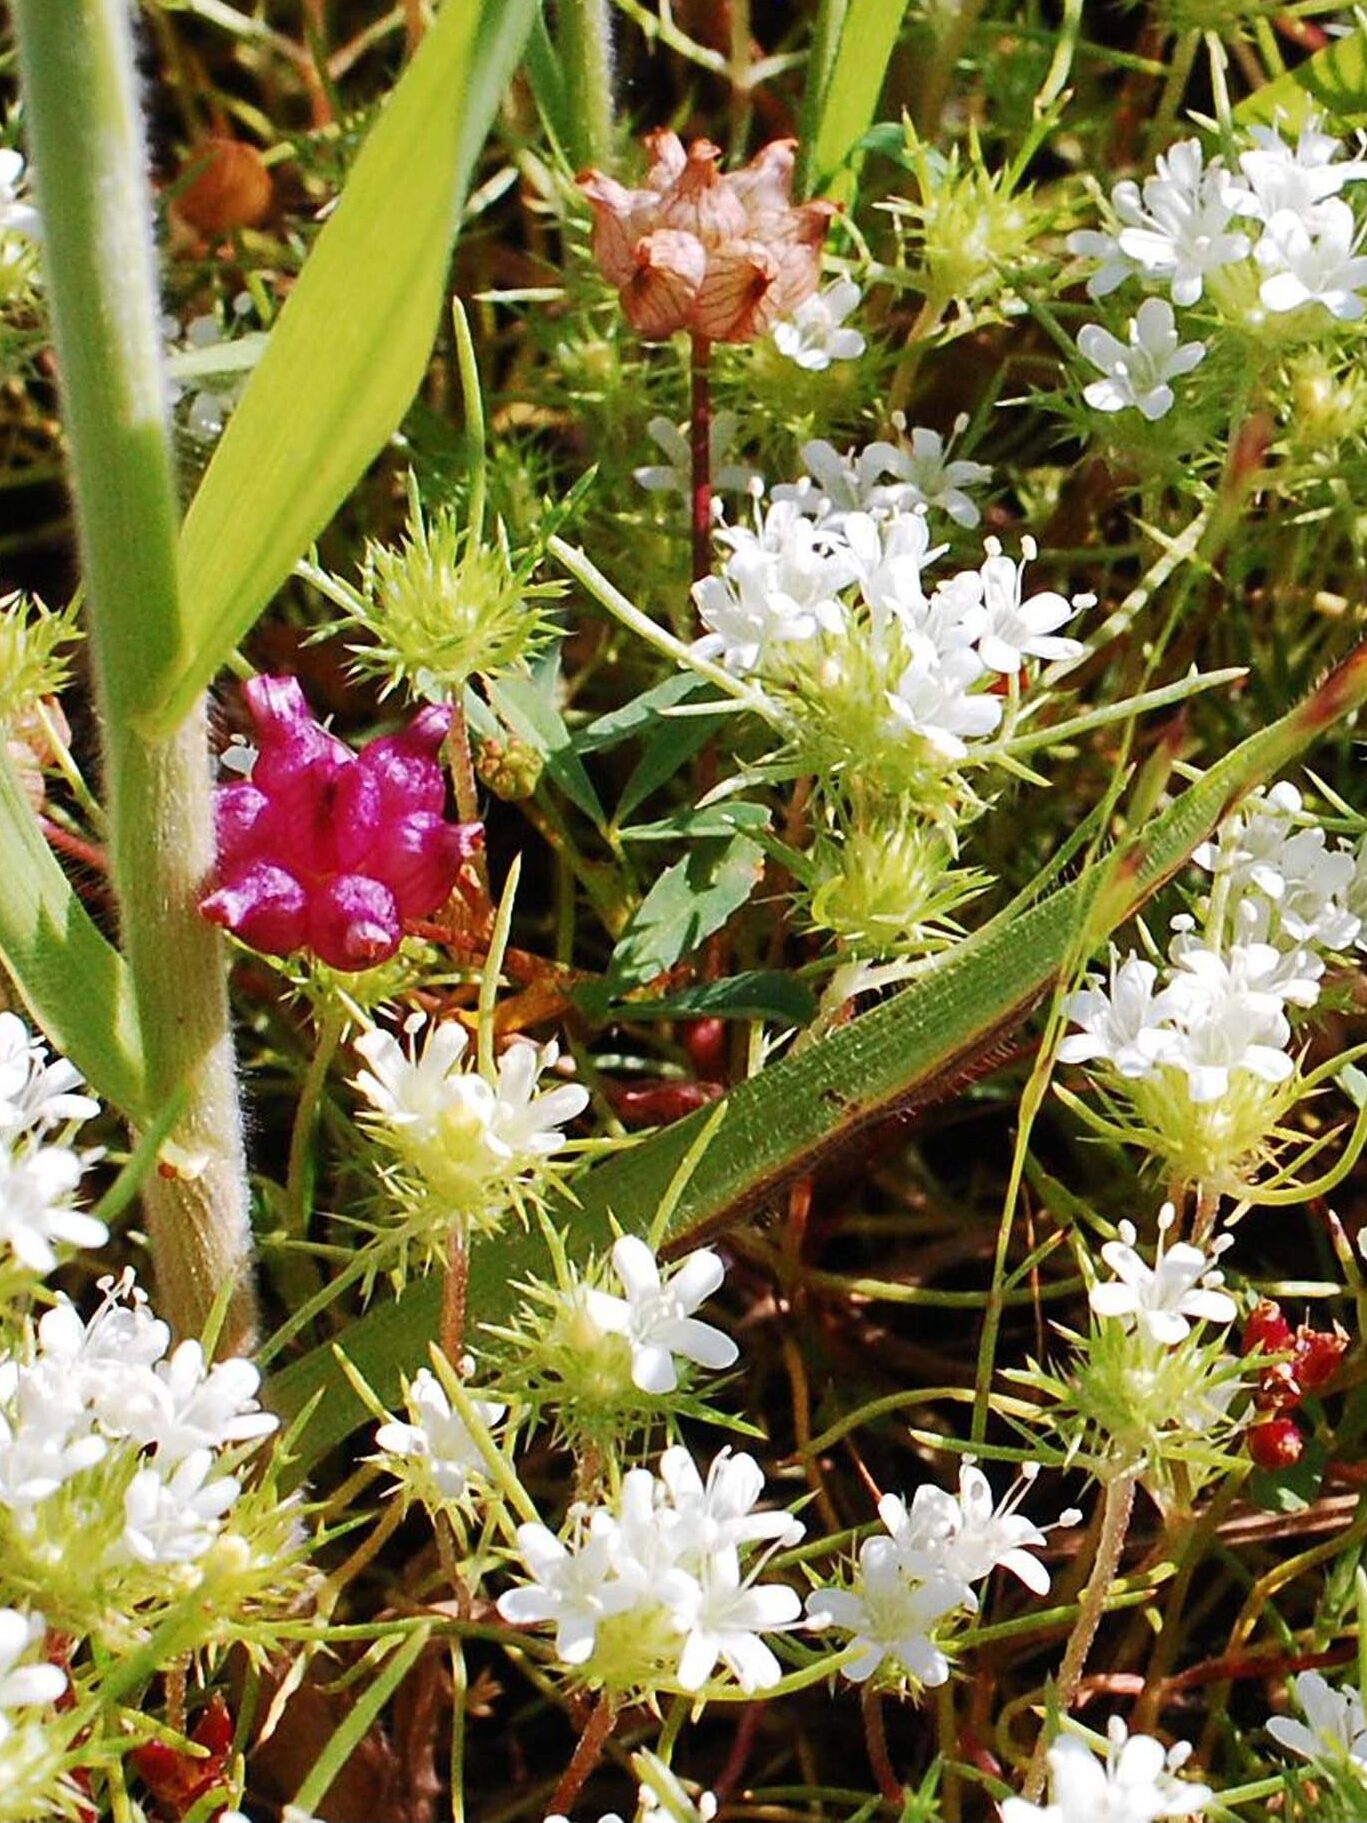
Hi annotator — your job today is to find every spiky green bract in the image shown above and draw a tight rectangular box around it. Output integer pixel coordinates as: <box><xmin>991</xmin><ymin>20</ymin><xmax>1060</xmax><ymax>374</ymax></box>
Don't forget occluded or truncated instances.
<box><xmin>0</xmin><ymin>593</ymin><xmax>80</xmax><ymax>728</ymax></box>
<box><xmin>805</xmin><ymin>814</ymin><xmax>989</xmax><ymax>957</ymax></box>
<box><xmin>1008</xmin><ymin>1319</ymin><xmax>1248</xmax><ymax>1513</ymax></box>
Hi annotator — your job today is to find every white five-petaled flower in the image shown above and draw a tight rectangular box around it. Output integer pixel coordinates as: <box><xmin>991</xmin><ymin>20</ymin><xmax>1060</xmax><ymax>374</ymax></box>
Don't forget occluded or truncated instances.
<box><xmin>1233</xmin><ymin>117</ymin><xmax>1367</xmax><ymax>231</ymax></box>
<box><xmin>1254</xmin><ymin>197</ymin><xmax>1367</xmax><ymax>321</ymax></box>
<box><xmin>1268</xmin><ymin>1669</ymin><xmax>1367</xmax><ymax>1771</ymax></box>
<box><xmin>585</xmin><ymin>1236</ymin><xmax>739</xmax><ymax>1394</ymax></box>
<box><xmin>972</xmin><ymin>535</ymin><xmax>1089</xmax><ymax>674</ymax></box>
<box><xmin>496</xmin><ymin>1516</ymin><xmax>634</xmax><ymax>1665</ymax></box>
<box><xmin>1078</xmin><ymin>298</ymin><xmax>1206</xmax><ymax>422</ymax></box>
<box><xmin>805</xmin><ymin>1539</ymin><xmax>963</xmax><ymax>1687</ymax></box>
<box><xmin>1089</xmin><ymin>1215</ymin><xmax>1236</xmax><ymax>1345</ymax></box>
<box><xmin>657</xmin><ymin>1444</ymin><xmax>805</xmax><ymax>1563</ymax></box>
<box><xmin>694</xmin><ymin>499</ymin><xmax>859</xmax><ymax>675</ymax></box>
<box><xmin>0</xmin><ymin>1013</ymin><xmax>99</xmax><ymax>1136</ymax></box>
<box><xmin>1160</xmin><ymin>941</ymin><xmax>1298</xmax><ymax>1104</ymax></box>
<box><xmin>0</xmin><ymin>1610</ymin><xmax>63</xmax><ymax>1747</ymax></box>
<box><xmin>375</xmin><ymin>1366</ymin><xmax>505</xmax><ymax>1502</ymax></box>
<box><xmin>772</xmin><ymin>277</ymin><xmax>867</xmax><ymax>371</ymax></box>
<box><xmin>120</xmin><ymin>1448</ymin><xmax>241</xmax><ymax>1566</ymax></box>
<box><xmin>0</xmin><ymin>1141</ymin><xmax>104</xmax><ymax>1275</ymax></box>
<box><xmin>674</xmin><ymin>1552</ymin><xmax>801</xmax><ymax>1692</ymax></box>
<box><xmin>1000</xmin><ymin>1718</ymin><xmax>1214</xmax><ymax>1822</ymax></box>
<box><xmin>1058</xmin><ymin>953</ymin><xmax>1184</xmax><ymax>1079</ymax></box>
<box><xmin>885</xmin><ymin>646</ymin><xmax>1002</xmax><ymax>761</ymax></box>
<box><xmin>1111</xmin><ymin>137</ymin><xmax>1250</xmax><ymax>304</ymax></box>
<box><xmin>878</xmin><ymin>1461</ymin><xmax>1068</xmax><ymax>1603</ymax></box>
<box><xmin>633</xmin><ymin>410</ymin><xmax>760</xmax><ymax>500</ymax></box>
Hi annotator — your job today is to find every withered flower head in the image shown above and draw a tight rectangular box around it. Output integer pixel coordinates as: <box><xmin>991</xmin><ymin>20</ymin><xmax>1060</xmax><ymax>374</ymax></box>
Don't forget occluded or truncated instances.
<box><xmin>578</xmin><ymin>131</ymin><xmax>836</xmax><ymax>344</ymax></box>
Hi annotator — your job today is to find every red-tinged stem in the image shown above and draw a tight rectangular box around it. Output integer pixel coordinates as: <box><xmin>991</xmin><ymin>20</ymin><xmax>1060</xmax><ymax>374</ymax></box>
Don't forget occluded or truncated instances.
<box><xmin>548</xmin><ymin>1693</ymin><xmax>616</xmax><ymax>1817</ymax></box>
<box><xmin>690</xmin><ymin>331</ymin><xmax>713</xmax><ymax>591</ymax></box>
<box><xmin>861</xmin><ymin>1683</ymin><xmax>902</xmax><ymax>1808</ymax></box>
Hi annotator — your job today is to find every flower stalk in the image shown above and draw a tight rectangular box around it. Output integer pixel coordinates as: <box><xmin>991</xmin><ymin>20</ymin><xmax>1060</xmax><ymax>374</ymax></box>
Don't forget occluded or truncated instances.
<box><xmin>13</xmin><ymin>0</ymin><xmax>257</xmax><ymax>1350</ymax></box>
<box><xmin>691</xmin><ymin>331</ymin><xmax>714</xmax><ymax>588</ymax></box>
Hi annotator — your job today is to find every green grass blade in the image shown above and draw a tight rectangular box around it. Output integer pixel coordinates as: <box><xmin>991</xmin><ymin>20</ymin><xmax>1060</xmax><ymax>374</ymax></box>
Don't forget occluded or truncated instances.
<box><xmin>144</xmin><ymin>0</ymin><xmax>536</xmax><ymax>738</ymax></box>
<box><xmin>799</xmin><ymin>0</ymin><xmax>912</xmax><ymax>199</ymax></box>
<box><xmin>0</xmin><ymin>748</ymin><xmax>145</xmax><ymax>1117</ymax></box>
<box><xmin>270</xmin><ymin>646</ymin><xmax>1367</xmax><ymax>1466</ymax></box>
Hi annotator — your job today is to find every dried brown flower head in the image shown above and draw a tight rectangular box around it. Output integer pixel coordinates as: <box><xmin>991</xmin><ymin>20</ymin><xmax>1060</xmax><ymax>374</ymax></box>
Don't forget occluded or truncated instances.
<box><xmin>578</xmin><ymin>131</ymin><xmax>836</xmax><ymax>344</ymax></box>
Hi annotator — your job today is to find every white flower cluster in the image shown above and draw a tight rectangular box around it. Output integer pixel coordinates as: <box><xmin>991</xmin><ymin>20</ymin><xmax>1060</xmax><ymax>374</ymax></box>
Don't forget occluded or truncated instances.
<box><xmin>1002</xmin><ymin>1717</ymin><xmax>1213</xmax><ymax>1822</ymax></box>
<box><xmin>0</xmin><ymin>1271</ymin><xmax>276</xmax><ymax>1575</ymax></box>
<box><xmin>1062</xmin><ymin>784</ymin><xmax>1365</xmax><ymax>1109</ymax></box>
<box><xmin>497</xmin><ymin>1445</ymin><xmax>804</xmax><ymax>1694</ymax></box>
<box><xmin>771</xmin><ymin>417</ymin><xmax>992</xmax><ymax>529</ymax></box>
<box><xmin>1070</xmin><ymin>117</ymin><xmax>1367</xmax><ymax>418</ymax></box>
<box><xmin>694</xmin><ymin>477</ymin><xmax>1086</xmax><ymax>765</ymax></box>
<box><xmin>633</xmin><ymin>410</ymin><xmax>760</xmax><ymax>501</ymax></box>
<box><xmin>353</xmin><ymin>1015</ymin><xmax>589</xmax><ymax>1218</ymax></box>
<box><xmin>0</xmin><ymin>1012</ymin><xmax>103</xmax><ymax>1276</ymax></box>
<box><xmin>806</xmin><ymin>1462</ymin><xmax>1072</xmax><ymax>1687</ymax></box>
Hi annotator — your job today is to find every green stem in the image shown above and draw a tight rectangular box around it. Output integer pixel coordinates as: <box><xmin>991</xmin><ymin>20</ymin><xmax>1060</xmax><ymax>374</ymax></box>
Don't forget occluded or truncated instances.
<box><xmin>14</xmin><ymin>0</ymin><xmax>256</xmax><ymax>1351</ymax></box>
<box><xmin>1023</xmin><ymin>1470</ymin><xmax>1138</xmax><ymax>1801</ymax></box>
<box><xmin>557</xmin><ymin>0</ymin><xmax>615</xmax><ymax>168</ymax></box>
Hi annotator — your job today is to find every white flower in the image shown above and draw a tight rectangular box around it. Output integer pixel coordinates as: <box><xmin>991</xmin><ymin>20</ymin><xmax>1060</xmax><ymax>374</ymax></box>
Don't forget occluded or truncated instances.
<box><xmin>1066</xmin><ymin>225</ymin><xmax>1139</xmax><ymax>301</ymax></box>
<box><xmin>0</xmin><ymin>1366</ymin><xmax>105</xmax><ymax>1513</ymax></box>
<box><xmin>375</xmin><ymin>1367</ymin><xmax>505</xmax><ymax>1501</ymax></box>
<box><xmin>1255</xmin><ymin>198</ymin><xmax>1367</xmax><ymax>320</ymax></box>
<box><xmin>0</xmin><ymin>149</ymin><xmax>40</xmax><ymax>250</ymax></box>
<box><xmin>353</xmin><ymin>1019</ymin><xmax>588</xmax><ymax>1206</ymax></box>
<box><xmin>1194</xmin><ymin>783</ymin><xmax>1360</xmax><ymax>953</ymax></box>
<box><xmin>845</xmin><ymin>510</ymin><xmax>948</xmax><ymax>639</ymax></box>
<box><xmin>1001</xmin><ymin>1718</ymin><xmax>1213</xmax><ymax>1822</ymax></box>
<box><xmin>1269</xmin><ymin>1669</ymin><xmax>1367</xmax><ymax>1770</ymax></box>
<box><xmin>879</xmin><ymin>1462</ymin><xmax>1064</xmax><ymax>1601</ymax></box>
<box><xmin>1058</xmin><ymin>953</ymin><xmax>1184</xmax><ymax>1079</ymax></box>
<box><xmin>633</xmin><ymin>411</ymin><xmax>760</xmax><ymax>499</ymax></box>
<box><xmin>806</xmin><ymin>1538</ymin><xmax>963</xmax><ymax>1686</ymax></box>
<box><xmin>1233</xmin><ymin>117</ymin><xmax>1367</xmax><ymax>230</ymax></box>
<box><xmin>0</xmin><ymin>1610</ymin><xmax>63</xmax><ymax>1747</ymax></box>
<box><xmin>1111</xmin><ymin>138</ymin><xmax>1250</xmax><ymax>304</ymax></box>
<box><xmin>120</xmin><ymin>1448</ymin><xmax>240</xmax><ymax>1565</ymax></box>
<box><xmin>772</xmin><ymin>277</ymin><xmax>866</xmax><ymax>371</ymax></box>
<box><xmin>1090</xmin><ymin>1216</ymin><xmax>1236</xmax><ymax>1344</ymax></box>
<box><xmin>128</xmin><ymin>1339</ymin><xmax>277</xmax><ymax>1465</ymax></box>
<box><xmin>1161</xmin><ymin>941</ymin><xmax>1296</xmax><ymax>1103</ymax></box>
<box><xmin>1078</xmin><ymin>298</ymin><xmax>1206</xmax><ymax>422</ymax></box>
<box><xmin>0</xmin><ymin>1140</ymin><xmax>104</xmax><ymax>1273</ymax></box>
<box><xmin>497</xmin><ymin>1517</ymin><xmax>638</xmax><ymax>1665</ymax></box>
<box><xmin>584</xmin><ymin>1236</ymin><xmax>739</xmax><ymax>1394</ymax></box>
<box><xmin>0</xmin><ymin>1014</ymin><xmax>99</xmax><ymax>1136</ymax></box>
<box><xmin>972</xmin><ymin>536</ymin><xmax>1088</xmax><ymax>673</ymax></box>
<box><xmin>895</xmin><ymin>424</ymin><xmax>993</xmax><ymax>528</ymax></box>
<box><xmin>770</xmin><ymin>439</ymin><xmax>920</xmax><ymax>525</ymax></box>
<box><xmin>674</xmin><ymin>1551</ymin><xmax>800</xmax><ymax>1692</ymax></box>
<box><xmin>657</xmin><ymin>1445</ymin><xmax>804</xmax><ymax>1564</ymax></box>
<box><xmin>884</xmin><ymin>646</ymin><xmax>1001</xmax><ymax>761</ymax></box>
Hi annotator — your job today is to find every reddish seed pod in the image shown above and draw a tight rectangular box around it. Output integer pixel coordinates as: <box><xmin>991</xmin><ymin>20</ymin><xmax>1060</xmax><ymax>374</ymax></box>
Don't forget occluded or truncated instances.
<box><xmin>1247</xmin><ymin>1416</ymin><xmax>1305</xmax><ymax>1471</ymax></box>
<box><xmin>1243</xmin><ymin>1299</ymin><xmax>1294</xmax><ymax>1357</ymax></box>
<box><xmin>1293</xmin><ymin>1323</ymin><xmax>1350</xmax><ymax>1392</ymax></box>
<box><xmin>607</xmin><ymin>1080</ymin><xmax>724</xmax><ymax>1128</ymax></box>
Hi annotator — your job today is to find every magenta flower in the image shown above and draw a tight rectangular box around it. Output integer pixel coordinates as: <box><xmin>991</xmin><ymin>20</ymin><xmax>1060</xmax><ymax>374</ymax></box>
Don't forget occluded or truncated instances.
<box><xmin>200</xmin><ymin>676</ymin><xmax>482</xmax><ymax>972</ymax></box>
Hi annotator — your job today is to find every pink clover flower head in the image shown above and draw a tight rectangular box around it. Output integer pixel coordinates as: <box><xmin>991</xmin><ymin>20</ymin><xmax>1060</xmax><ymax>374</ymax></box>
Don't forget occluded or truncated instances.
<box><xmin>200</xmin><ymin>675</ymin><xmax>482</xmax><ymax>972</ymax></box>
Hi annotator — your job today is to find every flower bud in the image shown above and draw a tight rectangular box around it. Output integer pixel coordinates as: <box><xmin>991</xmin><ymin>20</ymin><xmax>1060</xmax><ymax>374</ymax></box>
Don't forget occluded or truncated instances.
<box><xmin>1293</xmin><ymin>1322</ymin><xmax>1349</xmax><ymax>1392</ymax></box>
<box><xmin>1243</xmin><ymin>1299</ymin><xmax>1294</xmax><ymax>1357</ymax></box>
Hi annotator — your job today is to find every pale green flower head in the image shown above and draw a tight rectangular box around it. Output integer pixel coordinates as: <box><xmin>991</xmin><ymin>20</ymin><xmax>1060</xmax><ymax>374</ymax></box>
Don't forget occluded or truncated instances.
<box><xmin>0</xmin><ymin>591</ymin><xmax>79</xmax><ymax>732</ymax></box>
<box><xmin>349</xmin><ymin>475</ymin><xmax>559</xmax><ymax>702</ymax></box>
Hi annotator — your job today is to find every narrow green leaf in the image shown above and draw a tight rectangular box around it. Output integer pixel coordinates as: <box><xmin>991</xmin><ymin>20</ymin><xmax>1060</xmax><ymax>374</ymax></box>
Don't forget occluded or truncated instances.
<box><xmin>0</xmin><ymin>749</ymin><xmax>145</xmax><ymax>1118</ymax></box>
<box><xmin>800</xmin><ymin>0</ymin><xmax>913</xmax><ymax>199</ymax></box>
<box><xmin>616</xmin><ymin>711</ymin><xmax>723</xmax><ymax>823</ymax></box>
<box><xmin>270</xmin><ymin>646</ymin><xmax>1367</xmax><ymax>1465</ymax></box>
<box><xmin>615</xmin><ymin>971</ymin><xmax>816</xmax><ymax>1024</ymax></box>
<box><xmin>1236</xmin><ymin>25</ymin><xmax>1367</xmax><ymax>128</ymax></box>
<box><xmin>488</xmin><ymin>671</ymin><xmax>607</xmax><ymax>827</ymax></box>
<box><xmin>575</xmin><ymin>674</ymin><xmax>705</xmax><ymax>753</ymax></box>
<box><xmin>619</xmin><ymin>802</ymin><xmax>770</xmax><ymax>842</ymax></box>
<box><xmin>147</xmin><ymin>0</ymin><xmax>537</xmax><ymax>737</ymax></box>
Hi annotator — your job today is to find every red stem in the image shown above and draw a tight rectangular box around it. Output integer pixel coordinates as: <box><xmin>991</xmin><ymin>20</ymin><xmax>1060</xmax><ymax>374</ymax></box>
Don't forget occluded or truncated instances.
<box><xmin>548</xmin><ymin>1693</ymin><xmax>616</xmax><ymax>1817</ymax></box>
<box><xmin>690</xmin><ymin>331</ymin><xmax>713</xmax><ymax>591</ymax></box>
<box><xmin>861</xmin><ymin>1683</ymin><xmax>902</xmax><ymax>1808</ymax></box>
